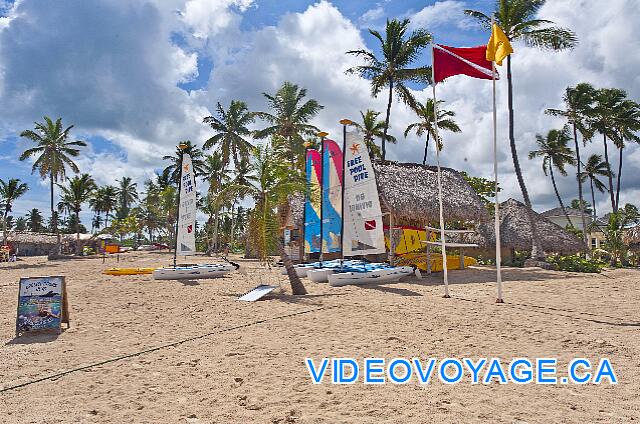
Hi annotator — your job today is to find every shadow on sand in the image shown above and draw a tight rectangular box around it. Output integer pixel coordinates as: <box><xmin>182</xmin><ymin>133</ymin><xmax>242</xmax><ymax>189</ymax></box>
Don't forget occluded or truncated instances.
<box><xmin>6</xmin><ymin>331</ymin><xmax>62</xmax><ymax>345</ymax></box>
<box><xmin>0</xmin><ymin>262</ymin><xmax>59</xmax><ymax>271</ymax></box>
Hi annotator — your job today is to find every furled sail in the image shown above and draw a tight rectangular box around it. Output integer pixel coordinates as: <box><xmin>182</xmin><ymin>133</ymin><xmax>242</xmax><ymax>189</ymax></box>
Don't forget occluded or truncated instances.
<box><xmin>304</xmin><ymin>149</ymin><xmax>322</xmax><ymax>253</ymax></box>
<box><xmin>342</xmin><ymin>131</ymin><xmax>385</xmax><ymax>256</ymax></box>
<box><xmin>321</xmin><ymin>139</ymin><xmax>343</xmax><ymax>253</ymax></box>
<box><xmin>176</xmin><ymin>153</ymin><xmax>196</xmax><ymax>255</ymax></box>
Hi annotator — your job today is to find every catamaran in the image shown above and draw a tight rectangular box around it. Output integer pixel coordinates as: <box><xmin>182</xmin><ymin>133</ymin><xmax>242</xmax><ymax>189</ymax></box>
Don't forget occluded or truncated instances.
<box><xmin>293</xmin><ymin>126</ymin><xmax>414</xmax><ymax>286</ymax></box>
<box><xmin>153</xmin><ymin>148</ymin><xmax>237</xmax><ymax>280</ymax></box>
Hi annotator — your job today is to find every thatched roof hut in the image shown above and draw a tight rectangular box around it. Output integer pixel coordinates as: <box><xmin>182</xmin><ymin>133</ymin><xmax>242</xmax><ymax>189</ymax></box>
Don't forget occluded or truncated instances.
<box><xmin>0</xmin><ymin>231</ymin><xmax>80</xmax><ymax>256</ymax></box>
<box><xmin>624</xmin><ymin>225</ymin><xmax>640</xmax><ymax>249</ymax></box>
<box><xmin>372</xmin><ymin>161</ymin><xmax>489</xmax><ymax>225</ymax></box>
<box><xmin>474</xmin><ymin>198</ymin><xmax>586</xmax><ymax>254</ymax></box>
<box><xmin>288</xmin><ymin>161</ymin><xmax>489</xmax><ymax>229</ymax></box>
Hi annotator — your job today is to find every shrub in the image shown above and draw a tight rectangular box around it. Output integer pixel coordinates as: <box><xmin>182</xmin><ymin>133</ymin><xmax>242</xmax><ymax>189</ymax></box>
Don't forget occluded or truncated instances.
<box><xmin>546</xmin><ymin>254</ymin><xmax>604</xmax><ymax>273</ymax></box>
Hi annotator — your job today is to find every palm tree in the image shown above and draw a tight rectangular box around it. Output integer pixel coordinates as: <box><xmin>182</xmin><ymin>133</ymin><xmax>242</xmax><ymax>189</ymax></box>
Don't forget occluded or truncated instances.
<box><xmin>162</xmin><ymin>141</ymin><xmax>206</xmax><ymax>184</ymax></box>
<box><xmin>578</xmin><ymin>154</ymin><xmax>612</xmax><ymax>221</ymax></box>
<box><xmin>589</xmin><ymin>88</ymin><xmax>626</xmax><ymax>213</ymax></box>
<box><xmin>58</xmin><ymin>174</ymin><xmax>96</xmax><ymax>252</ymax></box>
<box><xmin>465</xmin><ymin>1</ymin><xmax>577</xmax><ymax>260</ymax></box>
<box><xmin>0</xmin><ymin>178</ymin><xmax>29</xmax><ymax>242</ymax></box>
<box><xmin>546</xmin><ymin>83</ymin><xmax>596</xmax><ymax>245</ymax></box>
<box><xmin>610</xmin><ymin>98</ymin><xmax>640</xmax><ymax>211</ymax></box>
<box><xmin>203</xmin><ymin>100</ymin><xmax>255</xmax><ymax>168</ymax></box>
<box><xmin>528</xmin><ymin>127</ymin><xmax>576</xmax><ymax>227</ymax></box>
<box><xmin>346</xmin><ymin>18</ymin><xmax>432</xmax><ymax>160</ymax></box>
<box><xmin>201</xmin><ymin>151</ymin><xmax>232</xmax><ymax>253</ymax></box>
<box><xmin>19</xmin><ymin>117</ymin><xmax>87</xmax><ymax>249</ymax></box>
<box><xmin>351</xmin><ymin>110</ymin><xmax>397</xmax><ymax>160</ymax></box>
<box><xmin>115</xmin><ymin>176</ymin><xmax>139</xmax><ymax>219</ymax></box>
<box><xmin>254</xmin><ymin>81</ymin><xmax>323</xmax><ymax>167</ymax></box>
<box><xmin>218</xmin><ymin>145</ymin><xmax>307</xmax><ymax>295</ymax></box>
<box><xmin>91</xmin><ymin>186</ymin><xmax>118</xmax><ymax>228</ymax></box>
<box><xmin>404</xmin><ymin>98</ymin><xmax>461</xmax><ymax>165</ymax></box>
<box><xmin>26</xmin><ymin>208</ymin><xmax>44</xmax><ymax>232</ymax></box>
<box><xmin>15</xmin><ymin>217</ymin><xmax>27</xmax><ymax>232</ymax></box>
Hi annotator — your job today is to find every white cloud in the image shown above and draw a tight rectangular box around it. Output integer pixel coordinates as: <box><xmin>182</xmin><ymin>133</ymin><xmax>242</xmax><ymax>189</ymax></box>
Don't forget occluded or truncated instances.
<box><xmin>411</xmin><ymin>1</ymin><xmax>473</xmax><ymax>31</ymax></box>
<box><xmin>180</xmin><ymin>0</ymin><xmax>254</xmax><ymax>39</ymax></box>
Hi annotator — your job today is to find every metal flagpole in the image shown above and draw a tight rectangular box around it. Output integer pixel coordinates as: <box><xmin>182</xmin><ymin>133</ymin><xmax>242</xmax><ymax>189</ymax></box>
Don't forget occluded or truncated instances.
<box><xmin>431</xmin><ymin>43</ymin><xmax>450</xmax><ymax>298</ymax></box>
<box><xmin>491</xmin><ymin>22</ymin><xmax>504</xmax><ymax>304</ymax></box>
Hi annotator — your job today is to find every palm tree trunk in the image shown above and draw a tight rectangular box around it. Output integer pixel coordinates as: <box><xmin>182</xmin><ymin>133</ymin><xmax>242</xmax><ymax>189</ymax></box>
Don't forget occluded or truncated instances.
<box><xmin>506</xmin><ymin>56</ymin><xmax>544</xmax><ymax>260</ymax></box>
<box><xmin>382</xmin><ymin>78</ymin><xmax>394</xmax><ymax>161</ymax></box>
<box><xmin>2</xmin><ymin>208</ymin><xmax>8</xmax><ymax>245</ymax></box>
<box><xmin>590</xmin><ymin>178</ymin><xmax>597</xmax><ymax>221</ymax></box>
<box><xmin>422</xmin><ymin>132</ymin><xmax>430</xmax><ymax>165</ymax></box>
<box><xmin>75</xmin><ymin>210</ymin><xmax>81</xmax><ymax>254</ymax></box>
<box><xmin>212</xmin><ymin>207</ymin><xmax>220</xmax><ymax>253</ymax></box>
<box><xmin>572</xmin><ymin>123</ymin><xmax>588</xmax><ymax>248</ymax></box>
<box><xmin>549</xmin><ymin>166</ymin><xmax>573</xmax><ymax>227</ymax></box>
<box><xmin>602</xmin><ymin>134</ymin><xmax>616</xmax><ymax>213</ymax></box>
<box><xmin>50</xmin><ymin>173</ymin><xmax>61</xmax><ymax>255</ymax></box>
<box><xmin>278</xmin><ymin>241</ymin><xmax>307</xmax><ymax>295</ymax></box>
<box><xmin>615</xmin><ymin>144</ymin><xmax>623</xmax><ymax>212</ymax></box>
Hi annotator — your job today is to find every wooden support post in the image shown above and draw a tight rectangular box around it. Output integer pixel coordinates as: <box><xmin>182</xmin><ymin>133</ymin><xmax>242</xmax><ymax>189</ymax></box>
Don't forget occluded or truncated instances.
<box><xmin>426</xmin><ymin>227</ymin><xmax>431</xmax><ymax>274</ymax></box>
<box><xmin>459</xmin><ymin>248</ymin><xmax>465</xmax><ymax>270</ymax></box>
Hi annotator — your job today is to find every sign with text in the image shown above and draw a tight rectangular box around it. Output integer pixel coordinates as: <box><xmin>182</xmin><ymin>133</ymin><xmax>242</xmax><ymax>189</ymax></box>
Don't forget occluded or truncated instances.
<box><xmin>16</xmin><ymin>276</ymin><xmax>69</xmax><ymax>336</ymax></box>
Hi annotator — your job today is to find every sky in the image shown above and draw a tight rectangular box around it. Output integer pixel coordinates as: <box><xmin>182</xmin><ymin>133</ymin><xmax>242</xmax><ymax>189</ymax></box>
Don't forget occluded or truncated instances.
<box><xmin>1</xmin><ymin>0</ymin><xmax>639</xmax><ymax>228</ymax></box>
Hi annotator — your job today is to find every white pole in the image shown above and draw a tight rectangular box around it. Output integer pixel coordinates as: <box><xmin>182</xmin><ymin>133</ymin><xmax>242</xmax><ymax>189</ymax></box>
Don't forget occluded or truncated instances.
<box><xmin>431</xmin><ymin>43</ymin><xmax>450</xmax><ymax>298</ymax></box>
<box><xmin>491</xmin><ymin>22</ymin><xmax>504</xmax><ymax>304</ymax></box>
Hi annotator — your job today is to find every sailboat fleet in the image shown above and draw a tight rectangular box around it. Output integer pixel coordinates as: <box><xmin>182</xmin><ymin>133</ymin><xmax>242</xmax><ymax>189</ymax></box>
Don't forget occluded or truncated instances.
<box><xmin>290</xmin><ymin>126</ymin><xmax>415</xmax><ymax>286</ymax></box>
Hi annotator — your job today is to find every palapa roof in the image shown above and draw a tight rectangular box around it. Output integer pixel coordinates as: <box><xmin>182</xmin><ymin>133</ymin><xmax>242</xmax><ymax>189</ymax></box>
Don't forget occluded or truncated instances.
<box><xmin>288</xmin><ymin>161</ymin><xmax>490</xmax><ymax>228</ymax></box>
<box><xmin>624</xmin><ymin>225</ymin><xmax>640</xmax><ymax>246</ymax></box>
<box><xmin>0</xmin><ymin>231</ymin><xmax>76</xmax><ymax>244</ymax></box>
<box><xmin>474</xmin><ymin>198</ymin><xmax>586</xmax><ymax>253</ymax></box>
<box><xmin>372</xmin><ymin>161</ymin><xmax>489</xmax><ymax>225</ymax></box>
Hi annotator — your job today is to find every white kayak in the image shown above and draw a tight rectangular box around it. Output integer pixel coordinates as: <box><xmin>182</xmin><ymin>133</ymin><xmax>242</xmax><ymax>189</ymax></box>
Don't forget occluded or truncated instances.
<box><xmin>328</xmin><ymin>266</ymin><xmax>415</xmax><ymax>287</ymax></box>
<box><xmin>306</xmin><ymin>268</ymin><xmax>335</xmax><ymax>283</ymax></box>
<box><xmin>153</xmin><ymin>263</ymin><xmax>237</xmax><ymax>280</ymax></box>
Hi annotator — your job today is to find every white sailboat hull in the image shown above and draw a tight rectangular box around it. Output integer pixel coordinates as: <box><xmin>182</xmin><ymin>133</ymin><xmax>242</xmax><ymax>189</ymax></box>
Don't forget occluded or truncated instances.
<box><xmin>306</xmin><ymin>268</ymin><xmax>335</xmax><ymax>283</ymax></box>
<box><xmin>281</xmin><ymin>265</ymin><xmax>314</xmax><ymax>277</ymax></box>
<box><xmin>153</xmin><ymin>264</ymin><xmax>235</xmax><ymax>280</ymax></box>
<box><xmin>328</xmin><ymin>266</ymin><xmax>414</xmax><ymax>287</ymax></box>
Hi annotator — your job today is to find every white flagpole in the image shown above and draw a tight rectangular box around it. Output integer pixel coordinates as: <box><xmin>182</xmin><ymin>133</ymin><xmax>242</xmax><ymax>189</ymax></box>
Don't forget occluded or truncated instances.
<box><xmin>431</xmin><ymin>43</ymin><xmax>450</xmax><ymax>298</ymax></box>
<box><xmin>491</xmin><ymin>21</ymin><xmax>504</xmax><ymax>304</ymax></box>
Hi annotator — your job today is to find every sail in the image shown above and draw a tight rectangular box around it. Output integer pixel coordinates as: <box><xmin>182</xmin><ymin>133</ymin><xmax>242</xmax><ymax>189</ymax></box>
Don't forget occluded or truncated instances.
<box><xmin>342</xmin><ymin>131</ymin><xmax>386</xmax><ymax>256</ymax></box>
<box><xmin>176</xmin><ymin>152</ymin><xmax>197</xmax><ymax>255</ymax></box>
<box><xmin>321</xmin><ymin>139</ymin><xmax>343</xmax><ymax>253</ymax></box>
<box><xmin>304</xmin><ymin>149</ymin><xmax>322</xmax><ymax>253</ymax></box>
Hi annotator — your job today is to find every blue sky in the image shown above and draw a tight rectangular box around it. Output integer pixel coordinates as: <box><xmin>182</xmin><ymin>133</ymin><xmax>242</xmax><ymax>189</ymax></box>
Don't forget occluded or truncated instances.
<box><xmin>1</xmin><ymin>0</ymin><xmax>639</xmax><ymax>228</ymax></box>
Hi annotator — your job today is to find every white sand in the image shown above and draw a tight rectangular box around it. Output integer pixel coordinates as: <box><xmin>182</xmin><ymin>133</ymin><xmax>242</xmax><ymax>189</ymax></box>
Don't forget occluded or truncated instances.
<box><xmin>1</xmin><ymin>251</ymin><xmax>638</xmax><ymax>423</ymax></box>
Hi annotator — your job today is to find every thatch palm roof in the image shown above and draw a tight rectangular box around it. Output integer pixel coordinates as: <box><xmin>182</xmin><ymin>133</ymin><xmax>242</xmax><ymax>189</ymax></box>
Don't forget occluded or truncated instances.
<box><xmin>474</xmin><ymin>198</ymin><xmax>586</xmax><ymax>254</ymax></box>
<box><xmin>372</xmin><ymin>161</ymin><xmax>489</xmax><ymax>225</ymax></box>
<box><xmin>624</xmin><ymin>225</ymin><xmax>640</xmax><ymax>246</ymax></box>
<box><xmin>0</xmin><ymin>231</ymin><xmax>86</xmax><ymax>244</ymax></box>
<box><xmin>288</xmin><ymin>161</ymin><xmax>489</xmax><ymax>228</ymax></box>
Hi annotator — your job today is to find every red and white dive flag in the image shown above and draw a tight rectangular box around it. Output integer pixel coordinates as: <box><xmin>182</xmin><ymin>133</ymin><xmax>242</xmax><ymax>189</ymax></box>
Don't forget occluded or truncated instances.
<box><xmin>432</xmin><ymin>44</ymin><xmax>498</xmax><ymax>84</ymax></box>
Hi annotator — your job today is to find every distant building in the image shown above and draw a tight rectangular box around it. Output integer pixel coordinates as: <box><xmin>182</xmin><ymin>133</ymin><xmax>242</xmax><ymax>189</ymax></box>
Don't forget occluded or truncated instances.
<box><xmin>540</xmin><ymin>207</ymin><xmax>606</xmax><ymax>249</ymax></box>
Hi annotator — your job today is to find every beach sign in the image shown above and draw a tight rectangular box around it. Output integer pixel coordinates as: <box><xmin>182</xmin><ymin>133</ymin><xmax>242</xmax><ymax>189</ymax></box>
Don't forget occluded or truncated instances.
<box><xmin>238</xmin><ymin>284</ymin><xmax>277</xmax><ymax>302</ymax></box>
<box><xmin>16</xmin><ymin>276</ymin><xmax>69</xmax><ymax>336</ymax></box>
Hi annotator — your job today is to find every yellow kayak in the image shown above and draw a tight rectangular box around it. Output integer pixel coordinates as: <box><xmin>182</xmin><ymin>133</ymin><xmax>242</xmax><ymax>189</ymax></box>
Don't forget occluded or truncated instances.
<box><xmin>103</xmin><ymin>268</ymin><xmax>155</xmax><ymax>275</ymax></box>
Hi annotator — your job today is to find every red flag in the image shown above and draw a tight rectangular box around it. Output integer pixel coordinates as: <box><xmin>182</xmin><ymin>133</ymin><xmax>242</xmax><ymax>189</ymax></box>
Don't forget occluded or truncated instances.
<box><xmin>433</xmin><ymin>44</ymin><xmax>498</xmax><ymax>84</ymax></box>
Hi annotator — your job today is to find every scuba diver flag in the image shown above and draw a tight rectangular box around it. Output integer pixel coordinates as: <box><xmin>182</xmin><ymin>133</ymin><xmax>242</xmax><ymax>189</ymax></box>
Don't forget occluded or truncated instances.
<box><xmin>432</xmin><ymin>44</ymin><xmax>498</xmax><ymax>83</ymax></box>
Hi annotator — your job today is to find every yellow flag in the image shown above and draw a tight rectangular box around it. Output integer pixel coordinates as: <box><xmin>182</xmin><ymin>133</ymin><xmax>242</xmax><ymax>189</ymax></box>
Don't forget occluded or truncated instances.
<box><xmin>486</xmin><ymin>23</ymin><xmax>513</xmax><ymax>66</ymax></box>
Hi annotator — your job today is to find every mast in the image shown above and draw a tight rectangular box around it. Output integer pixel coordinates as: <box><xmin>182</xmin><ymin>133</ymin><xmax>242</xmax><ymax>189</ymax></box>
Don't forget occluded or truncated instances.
<box><xmin>338</xmin><ymin>119</ymin><xmax>352</xmax><ymax>267</ymax></box>
<box><xmin>317</xmin><ymin>131</ymin><xmax>328</xmax><ymax>265</ymax></box>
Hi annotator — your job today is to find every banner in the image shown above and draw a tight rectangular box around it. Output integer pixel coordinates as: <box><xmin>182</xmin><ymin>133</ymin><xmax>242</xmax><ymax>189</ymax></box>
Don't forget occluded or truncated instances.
<box><xmin>342</xmin><ymin>131</ymin><xmax>386</xmax><ymax>256</ymax></box>
<box><xmin>304</xmin><ymin>149</ymin><xmax>322</xmax><ymax>253</ymax></box>
<box><xmin>16</xmin><ymin>276</ymin><xmax>69</xmax><ymax>335</ymax></box>
<box><xmin>321</xmin><ymin>139</ymin><xmax>343</xmax><ymax>253</ymax></box>
<box><xmin>176</xmin><ymin>153</ymin><xmax>196</xmax><ymax>255</ymax></box>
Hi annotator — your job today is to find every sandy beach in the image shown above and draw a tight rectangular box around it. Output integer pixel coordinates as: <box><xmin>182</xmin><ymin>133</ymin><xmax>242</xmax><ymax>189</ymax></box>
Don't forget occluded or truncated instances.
<box><xmin>0</xmin><ymin>252</ymin><xmax>638</xmax><ymax>423</ymax></box>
